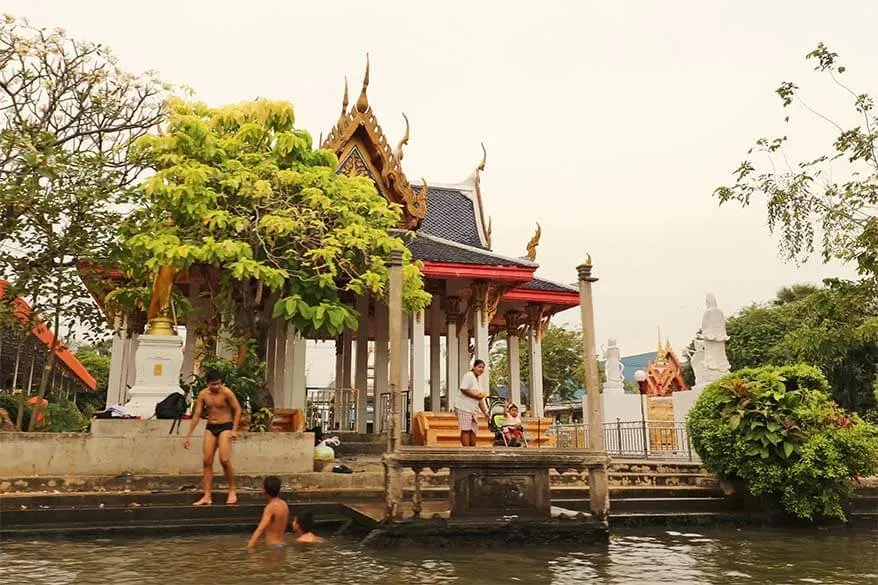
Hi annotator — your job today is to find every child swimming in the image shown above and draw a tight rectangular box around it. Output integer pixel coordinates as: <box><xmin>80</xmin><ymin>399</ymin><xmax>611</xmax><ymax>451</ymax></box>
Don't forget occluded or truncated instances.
<box><xmin>246</xmin><ymin>476</ymin><xmax>289</xmax><ymax>549</ymax></box>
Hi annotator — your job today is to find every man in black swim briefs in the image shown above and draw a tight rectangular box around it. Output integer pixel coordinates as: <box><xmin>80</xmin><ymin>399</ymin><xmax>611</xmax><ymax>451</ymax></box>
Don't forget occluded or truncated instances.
<box><xmin>184</xmin><ymin>368</ymin><xmax>242</xmax><ymax>506</ymax></box>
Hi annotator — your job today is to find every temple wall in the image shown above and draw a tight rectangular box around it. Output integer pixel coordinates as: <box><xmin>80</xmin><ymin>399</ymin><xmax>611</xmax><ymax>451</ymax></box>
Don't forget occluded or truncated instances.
<box><xmin>1</xmin><ymin>422</ymin><xmax>313</xmax><ymax>477</ymax></box>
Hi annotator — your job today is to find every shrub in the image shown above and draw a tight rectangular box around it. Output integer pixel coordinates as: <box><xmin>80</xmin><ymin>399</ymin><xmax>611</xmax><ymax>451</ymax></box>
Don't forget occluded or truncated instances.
<box><xmin>687</xmin><ymin>364</ymin><xmax>878</xmax><ymax>521</ymax></box>
<box><xmin>43</xmin><ymin>400</ymin><xmax>90</xmax><ymax>433</ymax></box>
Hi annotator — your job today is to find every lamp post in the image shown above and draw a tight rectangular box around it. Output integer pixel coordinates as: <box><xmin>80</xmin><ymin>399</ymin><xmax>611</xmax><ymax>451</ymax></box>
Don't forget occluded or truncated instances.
<box><xmin>634</xmin><ymin>369</ymin><xmax>648</xmax><ymax>457</ymax></box>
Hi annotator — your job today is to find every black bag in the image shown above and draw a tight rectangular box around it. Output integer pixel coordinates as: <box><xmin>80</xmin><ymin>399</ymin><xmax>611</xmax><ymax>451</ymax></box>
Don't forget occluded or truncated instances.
<box><xmin>155</xmin><ymin>392</ymin><xmax>187</xmax><ymax>420</ymax></box>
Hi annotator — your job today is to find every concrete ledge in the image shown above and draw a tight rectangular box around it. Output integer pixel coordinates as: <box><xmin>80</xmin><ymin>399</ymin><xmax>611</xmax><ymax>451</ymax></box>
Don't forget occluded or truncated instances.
<box><xmin>0</xmin><ymin>430</ymin><xmax>314</xmax><ymax>477</ymax></box>
<box><xmin>90</xmin><ymin>418</ymin><xmax>206</xmax><ymax>437</ymax></box>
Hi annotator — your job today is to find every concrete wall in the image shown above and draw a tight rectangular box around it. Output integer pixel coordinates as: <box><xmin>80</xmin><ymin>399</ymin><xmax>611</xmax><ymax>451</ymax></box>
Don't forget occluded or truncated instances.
<box><xmin>1</xmin><ymin>423</ymin><xmax>314</xmax><ymax>477</ymax></box>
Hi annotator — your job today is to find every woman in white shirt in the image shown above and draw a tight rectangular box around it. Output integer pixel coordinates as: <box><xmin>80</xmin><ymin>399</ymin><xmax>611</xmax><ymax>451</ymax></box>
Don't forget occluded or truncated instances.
<box><xmin>455</xmin><ymin>359</ymin><xmax>488</xmax><ymax>447</ymax></box>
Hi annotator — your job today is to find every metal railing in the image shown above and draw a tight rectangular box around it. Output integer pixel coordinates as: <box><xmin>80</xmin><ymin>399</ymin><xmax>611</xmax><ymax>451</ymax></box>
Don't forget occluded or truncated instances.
<box><xmin>547</xmin><ymin>421</ymin><xmax>699</xmax><ymax>461</ymax></box>
<box><xmin>379</xmin><ymin>391</ymin><xmax>411</xmax><ymax>434</ymax></box>
<box><xmin>306</xmin><ymin>388</ymin><xmax>357</xmax><ymax>432</ymax></box>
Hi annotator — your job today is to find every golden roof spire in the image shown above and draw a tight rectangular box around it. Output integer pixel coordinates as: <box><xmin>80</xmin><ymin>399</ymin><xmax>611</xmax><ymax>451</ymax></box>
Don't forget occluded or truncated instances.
<box><xmin>355</xmin><ymin>53</ymin><xmax>370</xmax><ymax>113</ymax></box>
<box><xmin>473</xmin><ymin>142</ymin><xmax>489</xmax><ymax>247</ymax></box>
<box><xmin>395</xmin><ymin>113</ymin><xmax>410</xmax><ymax>161</ymax></box>
<box><xmin>525</xmin><ymin>222</ymin><xmax>542</xmax><ymax>261</ymax></box>
<box><xmin>341</xmin><ymin>76</ymin><xmax>349</xmax><ymax>115</ymax></box>
<box><xmin>486</xmin><ymin>216</ymin><xmax>493</xmax><ymax>248</ymax></box>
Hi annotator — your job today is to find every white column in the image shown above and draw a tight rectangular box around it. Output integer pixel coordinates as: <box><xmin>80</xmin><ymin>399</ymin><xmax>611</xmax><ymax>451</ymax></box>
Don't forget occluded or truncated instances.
<box><xmin>429</xmin><ymin>299</ymin><xmax>442</xmax><ymax>412</ymax></box>
<box><xmin>508</xmin><ymin>333</ymin><xmax>521</xmax><ymax>406</ymax></box>
<box><xmin>527</xmin><ymin>327</ymin><xmax>544</xmax><ymax>418</ymax></box>
<box><xmin>373</xmin><ymin>302</ymin><xmax>389</xmax><ymax>433</ymax></box>
<box><xmin>291</xmin><ymin>332</ymin><xmax>306</xmax><ymax>411</ymax></box>
<box><xmin>271</xmin><ymin>319</ymin><xmax>285</xmax><ymax>404</ymax></box>
<box><xmin>457</xmin><ymin>311</ymin><xmax>470</xmax><ymax>380</ymax></box>
<box><xmin>123</xmin><ymin>331</ymin><xmax>139</xmax><ymax>403</ymax></box>
<box><xmin>355</xmin><ymin>295</ymin><xmax>370</xmax><ymax>433</ymax></box>
<box><xmin>400</xmin><ymin>313</ymin><xmax>410</xmax><ymax>394</ymax></box>
<box><xmin>445</xmin><ymin>305</ymin><xmax>459</xmax><ymax>413</ymax></box>
<box><xmin>265</xmin><ymin>323</ymin><xmax>277</xmax><ymax>390</ymax></box>
<box><xmin>411</xmin><ymin>309</ymin><xmax>426</xmax><ymax>414</ymax></box>
<box><xmin>278</xmin><ymin>323</ymin><xmax>298</xmax><ymax>409</ymax></box>
<box><xmin>180</xmin><ymin>280</ymin><xmax>200</xmax><ymax>381</ymax></box>
<box><xmin>106</xmin><ymin>315</ymin><xmax>127</xmax><ymax>407</ymax></box>
<box><xmin>474</xmin><ymin>308</ymin><xmax>490</xmax><ymax>390</ymax></box>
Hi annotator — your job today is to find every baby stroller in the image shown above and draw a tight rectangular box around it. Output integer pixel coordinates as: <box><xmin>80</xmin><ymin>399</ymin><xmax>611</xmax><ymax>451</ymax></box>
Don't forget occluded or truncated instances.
<box><xmin>485</xmin><ymin>396</ymin><xmax>528</xmax><ymax>447</ymax></box>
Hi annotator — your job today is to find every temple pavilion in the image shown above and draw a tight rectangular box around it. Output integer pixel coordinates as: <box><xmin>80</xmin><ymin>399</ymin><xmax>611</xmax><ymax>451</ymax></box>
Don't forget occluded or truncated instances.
<box><xmin>94</xmin><ymin>61</ymin><xmax>580</xmax><ymax>431</ymax></box>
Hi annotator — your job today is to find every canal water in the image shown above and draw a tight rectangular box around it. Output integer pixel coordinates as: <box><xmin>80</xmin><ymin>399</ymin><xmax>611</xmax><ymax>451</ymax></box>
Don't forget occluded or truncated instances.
<box><xmin>1</xmin><ymin>526</ymin><xmax>874</xmax><ymax>585</ymax></box>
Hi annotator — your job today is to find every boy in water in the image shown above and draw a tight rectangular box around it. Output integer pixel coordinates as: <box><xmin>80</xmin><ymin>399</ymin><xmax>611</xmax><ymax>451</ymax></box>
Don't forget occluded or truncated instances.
<box><xmin>246</xmin><ymin>476</ymin><xmax>290</xmax><ymax>550</ymax></box>
<box><xmin>183</xmin><ymin>368</ymin><xmax>241</xmax><ymax>505</ymax></box>
<box><xmin>292</xmin><ymin>511</ymin><xmax>324</xmax><ymax>543</ymax></box>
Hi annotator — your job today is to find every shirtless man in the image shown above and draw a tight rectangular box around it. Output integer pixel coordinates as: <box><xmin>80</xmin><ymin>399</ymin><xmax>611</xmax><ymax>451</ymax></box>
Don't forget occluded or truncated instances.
<box><xmin>183</xmin><ymin>368</ymin><xmax>241</xmax><ymax>505</ymax></box>
<box><xmin>292</xmin><ymin>511</ymin><xmax>324</xmax><ymax>543</ymax></box>
<box><xmin>246</xmin><ymin>476</ymin><xmax>289</xmax><ymax>550</ymax></box>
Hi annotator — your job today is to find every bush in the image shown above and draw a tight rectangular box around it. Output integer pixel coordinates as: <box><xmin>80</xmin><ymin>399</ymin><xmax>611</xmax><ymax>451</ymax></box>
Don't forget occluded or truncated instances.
<box><xmin>43</xmin><ymin>400</ymin><xmax>90</xmax><ymax>432</ymax></box>
<box><xmin>0</xmin><ymin>393</ymin><xmax>29</xmax><ymax>430</ymax></box>
<box><xmin>687</xmin><ymin>364</ymin><xmax>878</xmax><ymax>521</ymax></box>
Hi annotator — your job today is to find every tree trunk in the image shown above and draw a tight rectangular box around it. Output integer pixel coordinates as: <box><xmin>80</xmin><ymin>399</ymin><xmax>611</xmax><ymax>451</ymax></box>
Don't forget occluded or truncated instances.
<box><xmin>27</xmin><ymin>298</ymin><xmax>62</xmax><ymax>431</ymax></box>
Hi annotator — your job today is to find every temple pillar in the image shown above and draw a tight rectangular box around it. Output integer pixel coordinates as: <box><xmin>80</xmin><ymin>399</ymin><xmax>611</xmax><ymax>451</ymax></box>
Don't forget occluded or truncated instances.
<box><xmin>411</xmin><ymin>309</ymin><xmax>426</xmax><ymax>414</ymax></box>
<box><xmin>470</xmin><ymin>281</ymin><xmax>491</xmax><ymax>389</ymax></box>
<box><xmin>355</xmin><ymin>295</ymin><xmax>370</xmax><ymax>433</ymax></box>
<box><xmin>577</xmin><ymin>257</ymin><xmax>609</xmax><ymax>521</ymax></box>
<box><xmin>342</xmin><ymin>329</ymin><xmax>353</xmax><ymax>389</ymax></box>
<box><xmin>122</xmin><ymin>323</ymin><xmax>140</xmax><ymax>402</ymax></box>
<box><xmin>457</xmin><ymin>310</ymin><xmax>470</xmax><ymax>381</ymax></box>
<box><xmin>279</xmin><ymin>324</ymin><xmax>306</xmax><ymax>410</ymax></box>
<box><xmin>429</xmin><ymin>298</ymin><xmax>442</xmax><ymax>412</ymax></box>
<box><xmin>445</xmin><ymin>297</ymin><xmax>460</xmax><ymax>413</ymax></box>
<box><xmin>526</xmin><ymin>304</ymin><xmax>545</xmax><ymax>418</ymax></box>
<box><xmin>385</xmin><ymin>249</ymin><xmax>405</xmax><ymax>521</ymax></box>
<box><xmin>180</xmin><ymin>280</ymin><xmax>200</xmax><ymax>382</ymax></box>
<box><xmin>373</xmin><ymin>302</ymin><xmax>389</xmax><ymax>433</ymax></box>
<box><xmin>106</xmin><ymin>315</ymin><xmax>127</xmax><ymax>408</ymax></box>
<box><xmin>505</xmin><ymin>311</ymin><xmax>523</xmax><ymax>407</ymax></box>
<box><xmin>400</xmin><ymin>314</ymin><xmax>410</xmax><ymax>428</ymax></box>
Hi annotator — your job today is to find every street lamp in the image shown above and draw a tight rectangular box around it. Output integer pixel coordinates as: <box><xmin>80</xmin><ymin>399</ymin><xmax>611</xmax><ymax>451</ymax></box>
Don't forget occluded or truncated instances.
<box><xmin>634</xmin><ymin>369</ymin><xmax>648</xmax><ymax>456</ymax></box>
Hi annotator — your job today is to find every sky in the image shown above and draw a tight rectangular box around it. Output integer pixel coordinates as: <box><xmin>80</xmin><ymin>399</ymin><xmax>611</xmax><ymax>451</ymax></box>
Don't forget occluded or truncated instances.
<box><xmin>7</xmin><ymin>0</ymin><xmax>875</xmax><ymax>382</ymax></box>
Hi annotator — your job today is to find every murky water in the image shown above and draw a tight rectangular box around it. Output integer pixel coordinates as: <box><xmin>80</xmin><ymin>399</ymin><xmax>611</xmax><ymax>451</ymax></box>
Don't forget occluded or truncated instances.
<box><xmin>1</xmin><ymin>526</ymin><xmax>875</xmax><ymax>585</ymax></box>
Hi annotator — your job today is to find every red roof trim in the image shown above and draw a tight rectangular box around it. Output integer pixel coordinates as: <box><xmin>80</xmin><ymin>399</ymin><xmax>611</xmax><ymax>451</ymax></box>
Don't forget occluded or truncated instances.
<box><xmin>420</xmin><ymin>261</ymin><xmax>535</xmax><ymax>281</ymax></box>
<box><xmin>0</xmin><ymin>281</ymin><xmax>97</xmax><ymax>391</ymax></box>
<box><xmin>503</xmin><ymin>288</ymin><xmax>580</xmax><ymax>307</ymax></box>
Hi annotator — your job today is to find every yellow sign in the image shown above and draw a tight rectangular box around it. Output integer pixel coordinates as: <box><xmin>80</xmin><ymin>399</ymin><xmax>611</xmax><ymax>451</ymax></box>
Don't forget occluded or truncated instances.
<box><xmin>153</xmin><ymin>364</ymin><xmax>163</xmax><ymax>376</ymax></box>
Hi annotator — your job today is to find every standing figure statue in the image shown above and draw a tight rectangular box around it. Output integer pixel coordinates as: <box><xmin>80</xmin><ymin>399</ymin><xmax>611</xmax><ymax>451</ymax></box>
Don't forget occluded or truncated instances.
<box><xmin>700</xmin><ymin>293</ymin><xmax>730</xmax><ymax>382</ymax></box>
<box><xmin>688</xmin><ymin>333</ymin><xmax>707</xmax><ymax>387</ymax></box>
<box><xmin>603</xmin><ymin>338</ymin><xmax>625</xmax><ymax>388</ymax></box>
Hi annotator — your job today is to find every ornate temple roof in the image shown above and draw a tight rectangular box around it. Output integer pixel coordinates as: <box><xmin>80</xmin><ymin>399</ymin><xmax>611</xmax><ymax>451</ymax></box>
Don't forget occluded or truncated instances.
<box><xmin>519</xmin><ymin>278</ymin><xmax>579</xmax><ymax>293</ymax></box>
<box><xmin>415</xmin><ymin>185</ymin><xmax>486</xmax><ymax>249</ymax></box>
<box><xmin>403</xmin><ymin>233</ymin><xmax>535</xmax><ymax>268</ymax></box>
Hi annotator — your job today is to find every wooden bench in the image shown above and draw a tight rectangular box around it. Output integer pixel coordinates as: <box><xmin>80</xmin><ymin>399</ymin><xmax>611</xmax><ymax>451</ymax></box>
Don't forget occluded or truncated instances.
<box><xmin>411</xmin><ymin>411</ymin><xmax>556</xmax><ymax>448</ymax></box>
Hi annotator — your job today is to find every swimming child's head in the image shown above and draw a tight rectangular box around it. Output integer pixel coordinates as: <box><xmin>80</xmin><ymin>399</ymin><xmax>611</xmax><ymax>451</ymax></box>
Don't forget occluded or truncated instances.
<box><xmin>263</xmin><ymin>475</ymin><xmax>281</xmax><ymax>498</ymax></box>
<box><xmin>293</xmin><ymin>510</ymin><xmax>314</xmax><ymax>533</ymax></box>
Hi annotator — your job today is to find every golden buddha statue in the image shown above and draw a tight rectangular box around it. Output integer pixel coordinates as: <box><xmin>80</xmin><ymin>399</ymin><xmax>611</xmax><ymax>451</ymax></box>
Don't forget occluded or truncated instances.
<box><xmin>145</xmin><ymin>265</ymin><xmax>177</xmax><ymax>336</ymax></box>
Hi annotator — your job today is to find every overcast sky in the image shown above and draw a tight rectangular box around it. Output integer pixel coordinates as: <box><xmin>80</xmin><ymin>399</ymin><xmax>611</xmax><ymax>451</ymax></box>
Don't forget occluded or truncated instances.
<box><xmin>8</xmin><ymin>1</ymin><xmax>875</xmax><ymax>368</ymax></box>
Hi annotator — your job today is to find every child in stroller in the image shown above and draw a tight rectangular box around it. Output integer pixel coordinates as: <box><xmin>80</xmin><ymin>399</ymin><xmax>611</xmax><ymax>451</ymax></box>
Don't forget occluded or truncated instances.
<box><xmin>485</xmin><ymin>396</ymin><xmax>527</xmax><ymax>447</ymax></box>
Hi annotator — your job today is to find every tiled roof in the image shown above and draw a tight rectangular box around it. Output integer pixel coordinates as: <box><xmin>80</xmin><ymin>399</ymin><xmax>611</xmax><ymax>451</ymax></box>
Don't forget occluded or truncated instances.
<box><xmin>519</xmin><ymin>278</ymin><xmax>579</xmax><ymax>293</ymax></box>
<box><xmin>416</xmin><ymin>185</ymin><xmax>485</xmax><ymax>249</ymax></box>
<box><xmin>404</xmin><ymin>233</ymin><xmax>536</xmax><ymax>267</ymax></box>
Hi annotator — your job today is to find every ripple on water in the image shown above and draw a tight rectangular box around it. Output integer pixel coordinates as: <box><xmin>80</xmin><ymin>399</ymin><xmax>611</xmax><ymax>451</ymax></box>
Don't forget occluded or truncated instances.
<box><xmin>0</xmin><ymin>526</ymin><xmax>874</xmax><ymax>585</ymax></box>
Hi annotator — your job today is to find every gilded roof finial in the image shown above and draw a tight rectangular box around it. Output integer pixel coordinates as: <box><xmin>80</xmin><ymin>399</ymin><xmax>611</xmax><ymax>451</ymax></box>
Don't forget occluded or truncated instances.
<box><xmin>486</xmin><ymin>216</ymin><xmax>493</xmax><ymax>248</ymax></box>
<box><xmin>472</xmin><ymin>142</ymin><xmax>489</xmax><ymax>246</ymax></box>
<box><xmin>318</xmin><ymin>131</ymin><xmax>323</xmax><ymax>147</ymax></box>
<box><xmin>341</xmin><ymin>76</ymin><xmax>349</xmax><ymax>115</ymax></box>
<box><xmin>355</xmin><ymin>53</ymin><xmax>370</xmax><ymax>113</ymax></box>
<box><xmin>525</xmin><ymin>222</ymin><xmax>541</xmax><ymax>261</ymax></box>
<box><xmin>477</xmin><ymin>141</ymin><xmax>487</xmax><ymax>175</ymax></box>
<box><xmin>395</xmin><ymin>113</ymin><xmax>410</xmax><ymax>161</ymax></box>
<box><xmin>585</xmin><ymin>253</ymin><xmax>592</xmax><ymax>267</ymax></box>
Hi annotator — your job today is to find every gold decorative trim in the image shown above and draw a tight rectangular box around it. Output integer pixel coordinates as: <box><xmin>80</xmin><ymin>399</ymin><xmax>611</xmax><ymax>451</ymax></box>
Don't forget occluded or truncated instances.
<box><xmin>472</xmin><ymin>143</ymin><xmax>489</xmax><ymax>248</ymax></box>
<box><xmin>322</xmin><ymin>56</ymin><xmax>426</xmax><ymax>227</ymax></box>
<box><xmin>525</xmin><ymin>222</ymin><xmax>541</xmax><ymax>261</ymax></box>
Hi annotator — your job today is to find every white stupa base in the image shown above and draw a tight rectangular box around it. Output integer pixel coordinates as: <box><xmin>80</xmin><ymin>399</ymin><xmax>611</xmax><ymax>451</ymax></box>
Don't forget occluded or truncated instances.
<box><xmin>125</xmin><ymin>334</ymin><xmax>184</xmax><ymax>419</ymax></box>
<box><xmin>602</xmin><ymin>381</ymin><xmax>625</xmax><ymax>395</ymax></box>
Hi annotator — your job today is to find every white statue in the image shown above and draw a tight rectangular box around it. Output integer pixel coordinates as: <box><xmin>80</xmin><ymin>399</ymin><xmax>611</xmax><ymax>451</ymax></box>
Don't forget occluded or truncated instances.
<box><xmin>602</xmin><ymin>338</ymin><xmax>625</xmax><ymax>390</ymax></box>
<box><xmin>689</xmin><ymin>333</ymin><xmax>707</xmax><ymax>386</ymax></box>
<box><xmin>700</xmin><ymin>293</ymin><xmax>730</xmax><ymax>382</ymax></box>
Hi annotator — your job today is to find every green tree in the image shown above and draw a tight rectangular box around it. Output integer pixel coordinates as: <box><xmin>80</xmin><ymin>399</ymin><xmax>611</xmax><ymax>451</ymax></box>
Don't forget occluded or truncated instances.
<box><xmin>0</xmin><ymin>17</ymin><xmax>168</xmax><ymax>430</ymax></box>
<box><xmin>712</xmin><ymin>281</ymin><xmax>878</xmax><ymax>416</ymax></box>
<box><xmin>113</xmin><ymin>98</ymin><xmax>430</xmax><ymax>346</ymax></box>
<box><xmin>490</xmin><ymin>324</ymin><xmax>590</xmax><ymax>406</ymax></box>
<box><xmin>74</xmin><ymin>340</ymin><xmax>111</xmax><ymax>408</ymax></box>
<box><xmin>687</xmin><ymin>364</ymin><xmax>878</xmax><ymax>521</ymax></box>
<box><xmin>715</xmin><ymin>43</ymin><xmax>877</xmax><ymax>280</ymax></box>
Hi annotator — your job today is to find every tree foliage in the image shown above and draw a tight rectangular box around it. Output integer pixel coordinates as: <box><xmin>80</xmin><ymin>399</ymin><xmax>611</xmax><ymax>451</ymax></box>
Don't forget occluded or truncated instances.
<box><xmin>0</xmin><ymin>17</ymin><xmax>168</xmax><ymax>429</ymax></box>
<box><xmin>687</xmin><ymin>364</ymin><xmax>878</xmax><ymax>521</ymax></box>
<box><xmin>721</xmin><ymin>280</ymin><xmax>878</xmax><ymax>417</ymax></box>
<box><xmin>490</xmin><ymin>324</ymin><xmax>588</xmax><ymax>405</ymax></box>
<box><xmin>114</xmin><ymin>98</ymin><xmax>430</xmax><ymax>342</ymax></box>
<box><xmin>715</xmin><ymin>43</ymin><xmax>877</xmax><ymax>279</ymax></box>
